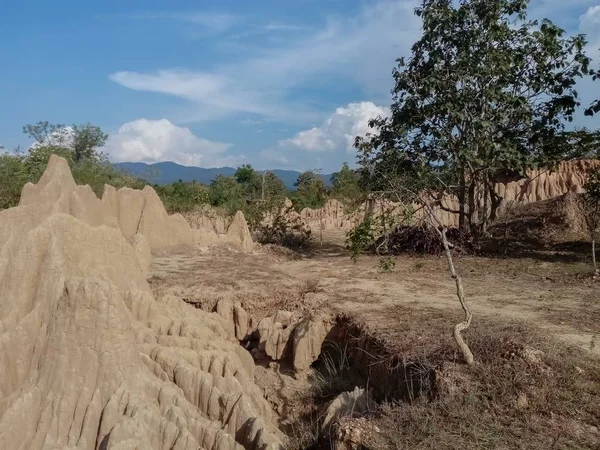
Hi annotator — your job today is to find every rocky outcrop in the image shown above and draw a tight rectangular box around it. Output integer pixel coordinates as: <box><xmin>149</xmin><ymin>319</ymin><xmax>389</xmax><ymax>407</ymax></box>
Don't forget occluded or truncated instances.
<box><xmin>293</xmin><ymin>318</ymin><xmax>335</xmax><ymax>372</ymax></box>
<box><xmin>322</xmin><ymin>387</ymin><xmax>375</xmax><ymax>430</ymax></box>
<box><xmin>282</xmin><ymin>159</ymin><xmax>600</xmax><ymax>230</ymax></box>
<box><xmin>13</xmin><ymin>154</ymin><xmax>255</xmax><ymax>254</ymax></box>
<box><xmin>184</xmin><ymin>208</ymin><xmax>255</xmax><ymax>253</ymax></box>
<box><xmin>226</xmin><ymin>211</ymin><xmax>255</xmax><ymax>253</ymax></box>
<box><xmin>258</xmin><ymin>311</ymin><xmax>301</xmax><ymax>360</ymax></box>
<box><xmin>0</xmin><ymin>156</ymin><xmax>283</xmax><ymax>449</ymax></box>
<box><xmin>255</xmin><ymin>310</ymin><xmax>334</xmax><ymax>372</ymax></box>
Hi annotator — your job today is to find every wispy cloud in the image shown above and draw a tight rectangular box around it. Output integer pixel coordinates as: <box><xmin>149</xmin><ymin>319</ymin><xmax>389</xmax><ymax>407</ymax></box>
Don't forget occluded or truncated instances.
<box><xmin>109</xmin><ymin>1</ymin><xmax>421</xmax><ymax>124</ymax></box>
<box><xmin>264</xmin><ymin>22</ymin><xmax>305</xmax><ymax>32</ymax></box>
<box><xmin>126</xmin><ymin>11</ymin><xmax>239</xmax><ymax>33</ymax></box>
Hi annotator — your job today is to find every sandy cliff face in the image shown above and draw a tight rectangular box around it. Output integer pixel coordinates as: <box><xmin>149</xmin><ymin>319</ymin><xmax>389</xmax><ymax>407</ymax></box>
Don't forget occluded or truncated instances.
<box><xmin>0</xmin><ymin>155</ymin><xmax>280</xmax><ymax>450</ymax></box>
<box><xmin>294</xmin><ymin>159</ymin><xmax>600</xmax><ymax>230</ymax></box>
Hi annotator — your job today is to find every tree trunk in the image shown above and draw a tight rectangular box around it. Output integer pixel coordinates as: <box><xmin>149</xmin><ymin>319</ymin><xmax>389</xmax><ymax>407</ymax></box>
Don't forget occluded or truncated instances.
<box><xmin>481</xmin><ymin>174</ymin><xmax>489</xmax><ymax>235</ymax></box>
<box><xmin>440</xmin><ymin>227</ymin><xmax>475</xmax><ymax>365</ymax></box>
<box><xmin>488</xmin><ymin>180</ymin><xmax>501</xmax><ymax>223</ymax></box>
<box><xmin>261</xmin><ymin>171</ymin><xmax>267</xmax><ymax>202</ymax></box>
<box><xmin>459</xmin><ymin>165</ymin><xmax>466</xmax><ymax>229</ymax></box>
<box><xmin>593</xmin><ymin>235</ymin><xmax>598</xmax><ymax>276</ymax></box>
<box><xmin>467</xmin><ymin>178</ymin><xmax>477</xmax><ymax>234</ymax></box>
<box><xmin>418</xmin><ymin>192</ymin><xmax>476</xmax><ymax>366</ymax></box>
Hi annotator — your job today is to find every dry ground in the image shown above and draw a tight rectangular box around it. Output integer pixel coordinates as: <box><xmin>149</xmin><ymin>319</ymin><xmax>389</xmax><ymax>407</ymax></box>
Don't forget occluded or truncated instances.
<box><xmin>151</xmin><ymin>238</ymin><xmax>599</xmax><ymax>357</ymax></box>
<box><xmin>150</xmin><ymin>235</ymin><xmax>600</xmax><ymax>449</ymax></box>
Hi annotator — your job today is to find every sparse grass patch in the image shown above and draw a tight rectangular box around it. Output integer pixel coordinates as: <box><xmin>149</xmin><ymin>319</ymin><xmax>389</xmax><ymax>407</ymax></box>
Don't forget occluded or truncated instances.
<box><xmin>300</xmin><ymin>278</ymin><xmax>321</xmax><ymax>296</ymax></box>
<box><xmin>564</xmin><ymin>261</ymin><xmax>597</xmax><ymax>278</ymax></box>
<box><xmin>356</xmin><ymin>314</ymin><xmax>600</xmax><ymax>450</ymax></box>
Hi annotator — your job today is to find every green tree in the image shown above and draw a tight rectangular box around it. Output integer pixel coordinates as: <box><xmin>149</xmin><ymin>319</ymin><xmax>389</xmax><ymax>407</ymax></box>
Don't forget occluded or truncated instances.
<box><xmin>331</xmin><ymin>162</ymin><xmax>363</xmax><ymax>208</ymax></box>
<box><xmin>234</xmin><ymin>164</ymin><xmax>260</xmax><ymax>200</ymax></box>
<box><xmin>23</xmin><ymin>145</ymin><xmax>74</xmax><ymax>180</ymax></box>
<box><xmin>0</xmin><ymin>153</ymin><xmax>28</xmax><ymax>209</ymax></box>
<box><xmin>154</xmin><ymin>180</ymin><xmax>209</xmax><ymax>213</ymax></box>
<box><xmin>22</xmin><ymin>121</ymin><xmax>109</xmax><ymax>179</ymax></box>
<box><xmin>234</xmin><ymin>164</ymin><xmax>258</xmax><ymax>186</ymax></box>
<box><xmin>292</xmin><ymin>171</ymin><xmax>327</xmax><ymax>210</ymax></box>
<box><xmin>233</xmin><ymin>165</ymin><xmax>286</xmax><ymax>204</ymax></box>
<box><xmin>71</xmin><ymin>123</ymin><xmax>108</xmax><ymax>161</ymax></box>
<box><xmin>209</xmin><ymin>175</ymin><xmax>245</xmax><ymax>214</ymax></box>
<box><xmin>356</xmin><ymin>0</ymin><xmax>598</xmax><ymax>236</ymax></box>
<box><xmin>585</xmin><ymin>57</ymin><xmax>599</xmax><ymax>117</ymax></box>
<box><xmin>22</xmin><ymin>121</ymin><xmax>70</xmax><ymax>146</ymax></box>
<box><xmin>261</xmin><ymin>172</ymin><xmax>286</xmax><ymax>200</ymax></box>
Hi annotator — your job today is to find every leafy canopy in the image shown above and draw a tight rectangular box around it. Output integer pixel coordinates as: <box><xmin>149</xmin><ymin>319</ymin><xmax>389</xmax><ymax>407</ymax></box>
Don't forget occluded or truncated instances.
<box><xmin>292</xmin><ymin>171</ymin><xmax>327</xmax><ymax>210</ymax></box>
<box><xmin>356</xmin><ymin>0</ymin><xmax>598</xmax><ymax>232</ymax></box>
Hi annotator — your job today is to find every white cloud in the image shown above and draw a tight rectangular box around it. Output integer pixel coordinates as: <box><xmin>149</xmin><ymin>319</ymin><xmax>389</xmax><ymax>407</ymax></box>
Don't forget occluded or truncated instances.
<box><xmin>128</xmin><ymin>11</ymin><xmax>239</xmax><ymax>33</ymax></box>
<box><xmin>105</xmin><ymin>119</ymin><xmax>244</xmax><ymax>167</ymax></box>
<box><xmin>264</xmin><ymin>22</ymin><xmax>305</xmax><ymax>32</ymax></box>
<box><xmin>261</xmin><ymin>102</ymin><xmax>388</xmax><ymax>171</ymax></box>
<box><xmin>580</xmin><ymin>5</ymin><xmax>600</xmax><ymax>56</ymax></box>
<box><xmin>109</xmin><ymin>1</ymin><xmax>421</xmax><ymax>123</ymax></box>
<box><xmin>281</xmin><ymin>102</ymin><xmax>388</xmax><ymax>153</ymax></box>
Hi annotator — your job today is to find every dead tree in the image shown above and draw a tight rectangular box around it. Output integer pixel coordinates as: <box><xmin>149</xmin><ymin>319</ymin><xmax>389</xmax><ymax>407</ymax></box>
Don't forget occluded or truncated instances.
<box><xmin>371</xmin><ymin>173</ymin><xmax>476</xmax><ymax>365</ymax></box>
<box><xmin>419</xmin><ymin>194</ymin><xmax>474</xmax><ymax>365</ymax></box>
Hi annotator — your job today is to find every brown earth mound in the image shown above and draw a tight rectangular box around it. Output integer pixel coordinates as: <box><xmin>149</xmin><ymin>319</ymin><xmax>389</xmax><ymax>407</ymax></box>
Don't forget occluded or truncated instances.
<box><xmin>279</xmin><ymin>159</ymin><xmax>600</xmax><ymax>232</ymax></box>
<box><xmin>0</xmin><ymin>155</ymin><xmax>279</xmax><ymax>449</ymax></box>
<box><xmin>489</xmin><ymin>192</ymin><xmax>589</xmax><ymax>249</ymax></box>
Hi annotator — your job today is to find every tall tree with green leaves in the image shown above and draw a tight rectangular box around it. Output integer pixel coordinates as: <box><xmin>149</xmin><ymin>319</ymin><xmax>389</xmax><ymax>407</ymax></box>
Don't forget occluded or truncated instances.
<box><xmin>356</xmin><ymin>0</ymin><xmax>598</xmax><ymax>236</ymax></box>
<box><xmin>208</xmin><ymin>175</ymin><xmax>245</xmax><ymax>214</ymax></box>
<box><xmin>23</xmin><ymin>121</ymin><xmax>108</xmax><ymax>166</ymax></box>
<box><xmin>331</xmin><ymin>162</ymin><xmax>363</xmax><ymax>208</ymax></box>
<box><xmin>293</xmin><ymin>170</ymin><xmax>327</xmax><ymax>210</ymax></box>
<box><xmin>23</xmin><ymin>121</ymin><xmax>71</xmax><ymax>147</ymax></box>
<box><xmin>71</xmin><ymin>123</ymin><xmax>108</xmax><ymax>161</ymax></box>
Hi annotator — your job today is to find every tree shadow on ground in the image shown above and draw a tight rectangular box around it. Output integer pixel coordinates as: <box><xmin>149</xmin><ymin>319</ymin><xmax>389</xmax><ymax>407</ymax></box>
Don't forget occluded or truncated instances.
<box><xmin>481</xmin><ymin>238</ymin><xmax>596</xmax><ymax>264</ymax></box>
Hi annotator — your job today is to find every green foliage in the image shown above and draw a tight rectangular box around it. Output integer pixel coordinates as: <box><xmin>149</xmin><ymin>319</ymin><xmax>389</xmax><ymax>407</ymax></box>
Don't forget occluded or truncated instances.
<box><xmin>0</xmin><ymin>153</ymin><xmax>29</xmax><ymax>209</ymax></box>
<box><xmin>154</xmin><ymin>180</ymin><xmax>209</xmax><ymax>213</ymax></box>
<box><xmin>585</xmin><ymin>68</ymin><xmax>600</xmax><ymax>117</ymax></box>
<box><xmin>234</xmin><ymin>164</ymin><xmax>257</xmax><ymax>186</ymax></box>
<box><xmin>253</xmin><ymin>203</ymin><xmax>312</xmax><ymax>248</ymax></box>
<box><xmin>582</xmin><ymin>169</ymin><xmax>600</xmax><ymax>274</ymax></box>
<box><xmin>291</xmin><ymin>171</ymin><xmax>327</xmax><ymax>210</ymax></box>
<box><xmin>0</xmin><ymin>136</ymin><xmax>145</xmax><ymax>210</ymax></box>
<box><xmin>346</xmin><ymin>216</ymin><xmax>376</xmax><ymax>262</ymax></box>
<box><xmin>379</xmin><ymin>257</ymin><xmax>396</xmax><ymax>273</ymax></box>
<box><xmin>23</xmin><ymin>146</ymin><xmax>74</xmax><ymax>180</ymax></box>
<box><xmin>584</xmin><ymin>170</ymin><xmax>600</xmax><ymax>206</ymax></box>
<box><xmin>357</xmin><ymin>0</ymin><xmax>598</xmax><ymax>235</ymax></box>
<box><xmin>330</xmin><ymin>162</ymin><xmax>363</xmax><ymax>209</ymax></box>
<box><xmin>260</xmin><ymin>172</ymin><xmax>287</xmax><ymax>201</ymax></box>
<box><xmin>346</xmin><ymin>201</ymin><xmax>417</xmax><ymax>260</ymax></box>
<box><xmin>583</xmin><ymin>170</ymin><xmax>600</xmax><ymax>238</ymax></box>
<box><xmin>71</xmin><ymin>123</ymin><xmax>108</xmax><ymax>161</ymax></box>
<box><xmin>208</xmin><ymin>175</ymin><xmax>245</xmax><ymax>215</ymax></box>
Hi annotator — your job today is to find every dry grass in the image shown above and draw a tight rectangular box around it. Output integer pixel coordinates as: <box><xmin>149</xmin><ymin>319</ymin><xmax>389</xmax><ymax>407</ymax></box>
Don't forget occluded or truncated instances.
<box><xmin>356</xmin><ymin>315</ymin><xmax>600</xmax><ymax>449</ymax></box>
<box><xmin>281</xmin><ymin>311</ymin><xmax>600</xmax><ymax>449</ymax></box>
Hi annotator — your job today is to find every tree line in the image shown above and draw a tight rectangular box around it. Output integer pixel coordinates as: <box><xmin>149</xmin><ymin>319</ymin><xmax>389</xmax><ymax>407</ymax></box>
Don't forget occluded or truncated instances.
<box><xmin>0</xmin><ymin>122</ymin><xmax>364</xmax><ymax>227</ymax></box>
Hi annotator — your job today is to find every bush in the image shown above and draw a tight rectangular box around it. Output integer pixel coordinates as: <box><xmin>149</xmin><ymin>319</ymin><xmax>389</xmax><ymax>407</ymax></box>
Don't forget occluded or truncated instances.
<box><xmin>372</xmin><ymin>225</ymin><xmax>475</xmax><ymax>256</ymax></box>
<box><xmin>253</xmin><ymin>204</ymin><xmax>312</xmax><ymax>249</ymax></box>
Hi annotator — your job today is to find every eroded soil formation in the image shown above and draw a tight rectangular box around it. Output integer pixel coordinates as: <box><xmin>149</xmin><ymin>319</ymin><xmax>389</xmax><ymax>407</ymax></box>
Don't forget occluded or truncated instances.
<box><xmin>0</xmin><ymin>156</ymin><xmax>281</xmax><ymax>449</ymax></box>
<box><xmin>1</xmin><ymin>156</ymin><xmax>599</xmax><ymax>449</ymax></box>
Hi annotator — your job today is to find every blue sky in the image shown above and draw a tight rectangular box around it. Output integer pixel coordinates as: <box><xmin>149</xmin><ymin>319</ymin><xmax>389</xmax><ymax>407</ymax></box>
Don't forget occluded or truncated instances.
<box><xmin>1</xmin><ymin>0</ymin><xmax>599</xmax><ymax>172</ymax></box>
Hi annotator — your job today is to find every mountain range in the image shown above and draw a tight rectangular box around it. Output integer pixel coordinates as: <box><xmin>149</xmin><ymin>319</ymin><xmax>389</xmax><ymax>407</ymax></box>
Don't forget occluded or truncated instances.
<box><xmin>114</xmin><ymin>161</ymin><xmax>333</xmax><ymax>190</ymax></box>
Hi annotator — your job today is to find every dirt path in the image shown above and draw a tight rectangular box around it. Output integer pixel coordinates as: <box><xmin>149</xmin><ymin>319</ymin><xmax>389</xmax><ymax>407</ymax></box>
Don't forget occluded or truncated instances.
<box><xmin>152</xmin><ymin>245</ymin><xmax>600</xmax><ymax>356</ymax></box>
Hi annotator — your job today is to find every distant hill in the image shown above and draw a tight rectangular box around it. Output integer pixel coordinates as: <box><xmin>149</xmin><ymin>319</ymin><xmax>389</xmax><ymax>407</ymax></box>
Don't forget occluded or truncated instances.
<box><xmin>114</xmin><ymin>161</ymin><xmax>332</xmax><ymax>190</ymax></box>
